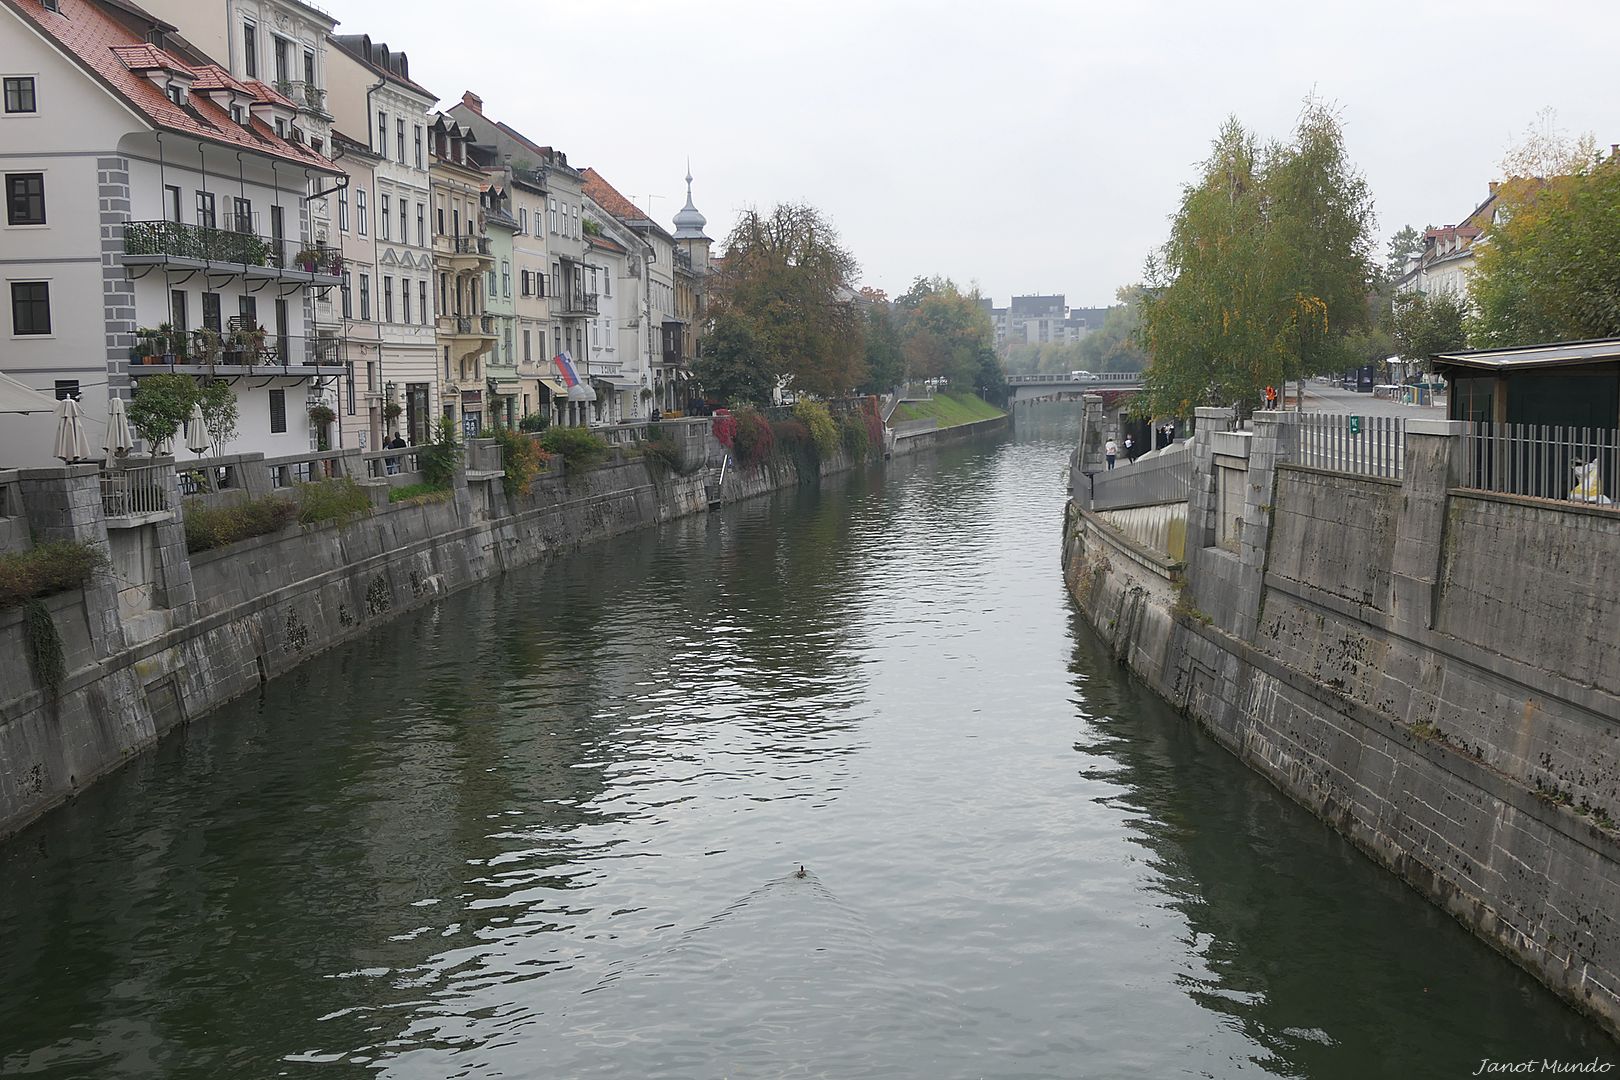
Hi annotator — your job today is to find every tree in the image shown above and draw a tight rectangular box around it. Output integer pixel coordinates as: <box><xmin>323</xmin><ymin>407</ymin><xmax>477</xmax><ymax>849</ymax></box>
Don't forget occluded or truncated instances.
<box><xmin>694</xmin><ymin>307</ymin><xmax>779</xmax><ymax>407</ymax></box>
<box><xmin>196</xmin><ymin>379</ymin><xmax>239</xmax><ymax>455</ymax></box>
<box><xmin>1138</xmin><ymin>103</ymin><xmax>1376</xmax><ymax>417</ymax></box>
<box><xmin>1391</xmin><ymin>291</ymin><xmax>1468</xmax><ymax>364</ymax></box>
<box><xmin>1078</xmin><ymin>287</ymin><xmax>1150</xmax><ymax>372</ymax></box>
<box><xmin>894</xmin><ymin>277</ymin><xmax>998</xmax><ymax>389</ymax></box>
<box><xmin>705</xmin><ymin>203</ymin><xmax>866</xmax><ymax>400</ymax></box>
<box><xmin>127</xmin><ymin>373</ymin><xmax>199</xmax><ymax>451</ymax></box>
<box><xmin>859</xmin><ymin>300</ymin><xmax>905</xmax><ymax>394</ymax></box>
<box><xmin>1468</xmin><ymin>125</ymin><xmax>1620</xmax><ymax>347</ymax></box>
<box><xmin>1386</xmin><ymin>225</ymin><xmax>1422</xmax><ymax>282</ymax></box>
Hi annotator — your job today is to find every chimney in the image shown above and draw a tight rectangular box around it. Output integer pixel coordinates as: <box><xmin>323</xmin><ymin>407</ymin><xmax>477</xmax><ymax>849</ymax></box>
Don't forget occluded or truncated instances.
<box><xmin>1488</xmin><ymin>181</ymin><xmax>1499</xmax><ymax>196</ymax></box>
<box><xmin>461</xmin><ymin>91</ymin><xmax>483</xmax><ymax>115</ymax></box>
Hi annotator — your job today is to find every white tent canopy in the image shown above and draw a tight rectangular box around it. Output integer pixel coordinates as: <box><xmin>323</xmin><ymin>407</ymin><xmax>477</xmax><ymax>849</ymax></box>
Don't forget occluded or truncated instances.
<box><xmin>0</xmin><ymin>372</ymin><xmax>58</xmax><ymax>414</ymax></box>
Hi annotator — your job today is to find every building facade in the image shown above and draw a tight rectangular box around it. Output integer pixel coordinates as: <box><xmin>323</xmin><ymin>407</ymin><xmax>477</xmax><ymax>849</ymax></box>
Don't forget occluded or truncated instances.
<box><xmin>2</xmin><ymin>0</ymin><xmax>344</xmax><ymax>467</ymax></box>
<box><xmin>428</xmin><ymin>112</ymin><xmax>497</xmax><ymax>437</ymax></box>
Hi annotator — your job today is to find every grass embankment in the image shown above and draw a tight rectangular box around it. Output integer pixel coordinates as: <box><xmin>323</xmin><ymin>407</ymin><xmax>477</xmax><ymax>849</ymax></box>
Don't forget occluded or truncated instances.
<box><xmin>893</xmin><ymin>392</ymin><xmax>1005</xmax><ymax>429</ymax></box>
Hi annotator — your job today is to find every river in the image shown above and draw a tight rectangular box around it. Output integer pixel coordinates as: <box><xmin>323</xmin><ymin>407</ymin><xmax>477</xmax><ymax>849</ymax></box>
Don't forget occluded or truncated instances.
<box><xmin>0</xmin><ymin>404</ymin><xmax>1612</xmax><ymax>1078</ymax></box>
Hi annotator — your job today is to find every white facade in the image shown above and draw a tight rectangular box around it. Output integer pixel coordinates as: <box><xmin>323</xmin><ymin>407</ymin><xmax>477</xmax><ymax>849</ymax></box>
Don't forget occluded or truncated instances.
<box><xmin>1</xmin><ymin>3</ymin><xmax>340</xmax><ymax>468</ymax></box>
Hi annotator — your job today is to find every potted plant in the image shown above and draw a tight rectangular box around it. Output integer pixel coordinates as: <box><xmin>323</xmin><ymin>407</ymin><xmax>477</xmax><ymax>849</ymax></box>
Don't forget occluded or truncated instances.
<box><xmin>293</xmin><ymin>246</ymin><xmax>322</xmax><ymax>272</ymax></box>
<box><xmin>134</xmin><ymin>327</ymin><xmax>165</xmax><ymax>364</ymax></box>
<box><xmin>232</xmin><ymin>324</ymin><xmax>268</xmax><ymax>365</ymax></box>
<box><xmin>382</xmin><ymin>401</ymin><xmax>403</xmax><ymax>422</ymax></box>
<box><xmin>193</xmin><ymin>327</ymin><xmax>222</xmax><ymax>369</ymax></box>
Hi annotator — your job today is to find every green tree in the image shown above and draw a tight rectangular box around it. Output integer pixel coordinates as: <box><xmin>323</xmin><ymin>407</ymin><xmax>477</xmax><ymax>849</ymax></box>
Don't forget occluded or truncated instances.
<box><xmin>694</xmin><ymin>307</ymin><xmax>779</xmax><ymax>406</ymax></box>
<box><xmin>196</xmin><ymin>379</ymin><xmax>239</xmax><ymax>455</ymax></box>
<box><xmin>859</xmin><ymin>292</ymin><xmax>905</xmax><ymax>394</ymax></box>
<box><xmin>1469</xmin><ymin>145</ymin><xmax>1620</xmax><ymax>346</ymax></box>
<box><xmin>895</xmin><ymin>277</ymin><xmax>999</xmax><ymax>389</ymax></box>
<box><xmin>1079</xmin><ymin>287</ymin><xmax>1150</xmax><ymax>372</ymax></box>
<box><xmin>706</xmin><ymin>202</ymin><xmax>866</xmax><ymax>399</ymax></box>
<box><xmin>127</xmin><ymin>373</ymin><xmax>199</xmax><ymax>450</ymax></box>
<box><xmin>1391</xmin><ymin>291</ymin><xmax>1468</xmax><ymax>364</ymax></box>
<box><xmin>1385</xmin><ymin>225</ymin><xmax>1422</xmax><ymax>282</ymax></box>
<box><xmin>1139</xmin><ymin>103</ymin><xmax>1375</xmax><ymax>417</ymax></box>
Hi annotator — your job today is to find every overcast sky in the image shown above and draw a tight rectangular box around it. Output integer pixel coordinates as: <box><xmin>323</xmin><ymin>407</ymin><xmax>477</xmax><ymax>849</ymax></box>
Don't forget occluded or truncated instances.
<box><xmin>339</xmin><ymin>0</ymin><xmax>1616</xmax><ymax>308</ymax></box>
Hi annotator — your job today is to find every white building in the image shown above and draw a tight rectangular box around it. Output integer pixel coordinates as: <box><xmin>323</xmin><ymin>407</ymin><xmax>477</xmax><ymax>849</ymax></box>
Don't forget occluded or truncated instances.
<box><xmin>1396</xmin><ymin>185</ymin><xmax>1502</xmax><ymax>304</ymax></box>
<box><xmin>2</xmin><ymin>0</ymin><xmax>343</xmax><ymax>467</ymax></box>
<box><xmin>328</xmin><ymin>34</ymin><xmax>441</xmax><ymax>446</ymax></box>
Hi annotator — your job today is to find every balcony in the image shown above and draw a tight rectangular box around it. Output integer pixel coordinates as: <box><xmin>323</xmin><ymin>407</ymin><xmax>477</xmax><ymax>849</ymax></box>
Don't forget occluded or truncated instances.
<box><xmin>122</xmin><ymin>221</ymin><xmax>342</xmax><ymax>284</ymax></box>
<box><xmin>440</xmin><ymin>314</ymin><xmax>498</xmax><ymax>347</ymax></box>
<box><xmin>130</xmin><ymin>330</ymin><xmax>346</xmax><ymax>375</ymax></box>
<box><xmin>555</xmin><ymin>291</ymin><xmax>599</xmax><ymax>317</ymax></box>
<box><xmin>434</xmin><ymin>232</ymin><xmax>494</xmax><ymax>272</ymax></box>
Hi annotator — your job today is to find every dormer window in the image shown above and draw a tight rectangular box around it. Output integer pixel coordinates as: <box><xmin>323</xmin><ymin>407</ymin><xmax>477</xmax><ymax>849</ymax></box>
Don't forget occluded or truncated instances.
<box><xmin>166</xmin><ymin>83</ymin><xmax>184</xmax><ymax>105</ymax></box>
<box><xmin>230</xmin><ymin>104</ymin><xmax>243</xmax><ymax>125</ymax></box>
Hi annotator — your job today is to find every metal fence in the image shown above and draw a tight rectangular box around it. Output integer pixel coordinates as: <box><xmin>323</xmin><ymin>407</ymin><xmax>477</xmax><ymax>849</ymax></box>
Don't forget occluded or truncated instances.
<box><xmin>1460</xmin><ymin>424</ymin><xmax>1619</xmax><ymax>505</ymax></box>
<box><xmin>1089</xmin><ymin>441</ymin><xmax>1192</xmax><ymax>510</ymax></box>
<box><xmin>1293</xmin><ymin>414</ymin><xmax>1405</xmax><ymax>479</ymax></box>
<box><xmin>100</xmin><ymin>463</ymin><xmax>170</xmax><ymax>517</ymax></box>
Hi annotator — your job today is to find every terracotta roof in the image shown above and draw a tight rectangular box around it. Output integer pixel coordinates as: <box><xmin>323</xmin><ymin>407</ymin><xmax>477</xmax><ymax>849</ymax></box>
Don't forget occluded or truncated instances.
<box><xmin>586</xmin><ymin>233</ymin><xmax>627</xmax><ymax>255</ymax></box>
<box><xmin>243</xmin><ymin>78</ymin><xmax>298</xmax><ymax>111</ymax></box>
<box><xmin>5</xmin><ymin>0</ymin><xmax>337</xmax><ymax>173</ymax></box>
<box><xmin>581</xmin><ymin>167</ymin><xmax>650</xmax><ymax>224</ymax></box>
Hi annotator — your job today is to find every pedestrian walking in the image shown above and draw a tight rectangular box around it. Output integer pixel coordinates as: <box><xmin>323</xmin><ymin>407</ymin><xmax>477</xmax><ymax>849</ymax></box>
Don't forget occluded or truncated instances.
<box><xmin>1124</xmin><ymin>435</ymin><xmax>1135</xmax><ymax>462</ymax></box>
<box><xmin>1105</xmin><ymin>438</ymin><xmax>1118</xmax><ymax>470</ymax></box>
<box><xmin>1265</xmin><ymin>385</ymin><xmax>1279</xmax><ymax>410</ymax></box>
<box><xmin>384</xmin><ymin>431</ymin><xmax>406</xmax><ymax>475</ymax></box>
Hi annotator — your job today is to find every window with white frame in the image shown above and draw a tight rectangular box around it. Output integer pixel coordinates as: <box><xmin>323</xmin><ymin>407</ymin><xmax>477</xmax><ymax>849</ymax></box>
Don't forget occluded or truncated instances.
<box><xmin>2</xmin><ymin>77</ymin><xmax>36</xmax><ymax>114</ymax></box>
<box><xmin>356</xmin><ymin>188</ymin><xmax>367</xmax><ymax>235</ymax></box>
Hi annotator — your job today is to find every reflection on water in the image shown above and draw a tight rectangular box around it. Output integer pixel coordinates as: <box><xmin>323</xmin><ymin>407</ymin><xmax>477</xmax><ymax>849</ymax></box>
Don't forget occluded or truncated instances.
<box><xmin>0</xmin><ymin>403</ymin><xmax>1612</xmax><ymax>1079</ymax></box>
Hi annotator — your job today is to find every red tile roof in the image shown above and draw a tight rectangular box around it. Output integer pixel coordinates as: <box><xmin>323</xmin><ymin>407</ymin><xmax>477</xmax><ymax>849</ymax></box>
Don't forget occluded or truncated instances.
<box><xmin>586</xmin><ymin>233</ymin><xmax>627</xmax><ymax>255</ymax></box>
<box><xmin>5</xmin><ymin>0</ymin><xmax>337</xmax><ymax>173</ymax></box>
<box><xmin>581</xmin><ymin>168</ymin><xmax>650</xmax><ymax>223</ymax></box>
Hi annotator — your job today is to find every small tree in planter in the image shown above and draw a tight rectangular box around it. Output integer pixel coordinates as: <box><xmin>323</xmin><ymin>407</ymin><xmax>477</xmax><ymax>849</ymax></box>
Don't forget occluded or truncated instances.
<box><xmin>308</xmin><ymin>403</ymin><xmax>337</xmax><ymax>451</ymax></box>
<box><xmin>193</xmin><ymin>327</ymin><xmax>223</xmax><ymax>369</ymax></box>
<box><xmin>197</xmin><ymin>379</ymin><xmax>239</xmax><ymax>456</ymax></box>
<box><xmin>127</xmin><ymin>373</ymin><xmax>199</xmax><ymax>452</ymax></box>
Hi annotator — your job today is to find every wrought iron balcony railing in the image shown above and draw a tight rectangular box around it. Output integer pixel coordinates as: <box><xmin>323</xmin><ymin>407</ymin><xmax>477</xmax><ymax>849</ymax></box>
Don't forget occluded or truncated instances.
<box><xmin>122</xmin><ymin>220</ymin><xmax>342</xmax><ymax>277</ymax></box>
<box><xmin>557</xmin><ymin>292</ymin><xmax>599</xmax><ymax>316</ymax></box>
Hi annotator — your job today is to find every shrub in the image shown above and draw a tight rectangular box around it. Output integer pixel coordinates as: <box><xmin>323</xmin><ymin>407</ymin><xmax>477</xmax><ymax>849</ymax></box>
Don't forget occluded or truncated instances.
<box><xmin>518</xmin><ymin>412</ymin><xmax>550</xmax><ymax>433</ymax></box>
<box><xmin>181</xmin><ymin>495</ymin><xmax>298</xmax><ymax>552</ymax></box>
<box><xmin>793</xmin><ymin>399</ymin><xmax>839</xmax><ymax>457</ymax></box>
<box><xmin>23</xmin><ymin>597</ymin><xmax>65</xmax><ymax>698</ymax></box>
<box><xmin>491</xmin><ymin>423</ymin><xmax>540</xmax><ymax>498</ymax></box>
<box><xmin>539</xmin><ymin>426</ymin><xmax>609</xmax><ymax>472</ymax></box>
<box><xmin>840</xmin><ymin>410</ymin><xmax>871</xmax><ymax>460</ymax></box>
<box><xmin>643</xmin><ymin>424</ymin><xmax>687</xmax><ymax>472</ymax></box>
<box><xmin>387</xmin><ymin>482</ymin><xmax>452</xmax><ymax>505</ymax></box>
<box><xmin>730</xmin><ymin>408</ymin><xmax>775</xmax><ymax>467</ymax></box>
<box><xmin>712</xmin><ymin>413</ymin><xmax>738</xmax><ymax>448</ymax></box>
<box><xmin>0</xmin><ymin>541</ymin><xmax>107</xmax><ymax>609</ymax></box>
<box><xmin>419</xmin><ymin>415</ymin><xmax>463</xmax><ymax>488</ymax></box>
<box><xmin>295</xmin><ymin>476</ymin><xmax>371</xmax><ymax>527</ymax></box>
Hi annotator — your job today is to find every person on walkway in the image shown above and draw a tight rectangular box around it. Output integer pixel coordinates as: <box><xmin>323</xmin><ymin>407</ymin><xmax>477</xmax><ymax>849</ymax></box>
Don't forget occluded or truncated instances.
<box><xmin>1265</xmin><ymin>385</ymin><xmax>1279</xmax><ymax>410</ymax></box>
<box><xmin>384</xmin><ymin>432</ymin><xmax>406</xmax><ymax>475</ymax></box>
<box><xmin>1105</xmin><ymin>437</ymin><xmax>1118</xmax><ymax>470</ymax></box>
<box><xmin>1124</xmin><ymin>435</ymin><xmax>1135</xmax><ymax>462</ymax></box>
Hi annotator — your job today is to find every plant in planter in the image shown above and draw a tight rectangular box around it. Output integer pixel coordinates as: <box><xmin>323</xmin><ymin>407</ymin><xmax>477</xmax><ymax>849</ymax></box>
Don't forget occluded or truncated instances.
<box><xmin>382</xmin><ymin>401</ymin><xmax>403</xmax><ymax>423</ymax></box>
<box><xmin>308</xmin><ymin>402</ymin><xmax>337</xmax><ymax>451</ymax></box>
<box><xmin>127</xmin><ymin>372</ymin><xmax>198</xmax><ymax>451</ymax></box>
<box><xmin>192</xmin><ymin>327</ymin><xmax>223</xmax><ymax>368</ymax></box>
<box><xmin>639</xmin><ymin>387</ymin><xmax>654</xmax><ymax>402</ymax></box>
<box><xmin>231</xmin><ymin>324</ymin><xmax>268</xmax><ymax>365</ymax></box>
<box><xmin>293</xmin><ymin>246</ymin><xmax>322</xmax><ymax>272</ymax></box>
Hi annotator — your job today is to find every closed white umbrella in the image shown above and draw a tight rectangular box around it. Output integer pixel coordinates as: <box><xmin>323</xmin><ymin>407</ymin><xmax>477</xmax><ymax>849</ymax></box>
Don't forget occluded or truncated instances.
<box><xmin>104</xmin><ymin>395</ymin><xmax>134</xmax><ymax>466</ymax></box>
<box><xmin>185</xmin><ymin>402</ymin><xmax>210</xmax><ymax>456</ymax></box>
<box><xmin>53</xmin><ymin>397</ymin><xmax>92</xmax><ymax>462</ymax></box>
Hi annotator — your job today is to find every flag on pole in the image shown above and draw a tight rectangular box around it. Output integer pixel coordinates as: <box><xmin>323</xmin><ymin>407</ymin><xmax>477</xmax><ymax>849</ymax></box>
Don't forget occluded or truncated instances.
<box><xmin>551</xmin><ymin>352</ymin><xmax>582</xmax><ymax>388</ymax></box>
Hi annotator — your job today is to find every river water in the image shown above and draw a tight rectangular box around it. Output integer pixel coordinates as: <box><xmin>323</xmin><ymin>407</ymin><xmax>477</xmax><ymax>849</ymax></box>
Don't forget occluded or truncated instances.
<box><xmin>0</xmin><ymin>405</ymin><xmax>1613</xmax><ymax>1078</ymax></box>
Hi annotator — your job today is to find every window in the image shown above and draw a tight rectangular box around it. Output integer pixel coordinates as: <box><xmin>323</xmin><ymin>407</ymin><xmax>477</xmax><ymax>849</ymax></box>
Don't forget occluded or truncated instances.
<box><xmin>451</xmin><ymin>207</ymin><xmax>459</xmax><ymax>236</ymax></box>
<box><xmin>356</xmin><ymin>189</ymin><xmax>367</xmax><ymax>236</ymax></box>
<box><xmin>304</xmin><ymin>49</ymin><xmax>315</xmax><ymax>88</ymax></box>
<box><xmin>340</xmin><ymin>270</ymin><xmax>352</xmax><ymax>318</ymax></box>
<box><xmin>418</xmin><ymin>281</ymin><xmax>428</xmax><ymax>325</ymax></box>
<box><xmin>519</xmin><ymin>207</ymin><xmax>527</xmax><ymax>233</ymax></box>
<box><xmin>380</xmin><ymin>193</ymin><xmax>390</xmax><ymax>239</ymax></box>
<box><xmin>338</xmin><ymin>186</ymin><xmax>349</xmax><ymax>232</ymax></box>
<box><xmin>165</xmin><ymin>184</ymin><xmax>181</xmax><ymax>224</ymax></box>
<box><xmin>230</xmin><ymin>104</ymin><xmax>243</xmax><ymax>126</ymax></box>
<box><xmin>504</xmin><ymin>326</ymin><xmax>513</xmax><ymax>361</ymax></box>
<box><xmin>242</xmin><ymin>23</ymin><xmax>257</xmax><ymax>79</ymax></box>
<box><xmin>401</xmin><ymin>278</ymin><xmax>411</xmax><ymax>324</ymax></box>
<box><xmin>502</xmin><ymin>260</ymin><xmax>511</xmax><ymax>297</ymax></box>
<box><xmin>416</xmin><ymin>203</ymin><xmax>424</xmax><ymax>246</ymax></box>
<box><xmin>438</xmin><ymin>272</ymin><xmax>447</xmax><ymax>315</ymax></box>
<box><xmin>5</xmin><ymin>173</ymin><xmax>44</xmax><ymax>225</ymax></box>
<box><xmin>383</xmin><ymin>276</ymin><xmax>394</xmax><ymax>322</ymax></box>
<box><xmin>269</xmin><ymin>388</ymin><xmax>286</xmax><ymax>433</ymax></box>
<box><xmin>376</xmin><ymin>110</ymin><xmax>387</xmax><ymax>157</ymax></box>
<box><xmin>54</xmin><ymin>380</ymin><xmax>79</xmax><ymax>401</ymax></box>
<box><xmin>396</xmin><ymin>119</ymin><xmax>405</xmax><ymax>165</ymax></box>
<box><xmin>231</xmin><ymin>196</ymin><xmax>251</xmax><ymax>233</ymax></box>
<box><xmin>3</xmin><ymin>77</ymin><xmax>37</xmax><ymax>114</ymax></box>
<box><xmin>436</xmin><ymin>205</ymin><xmax>444</xmax><ymax>235</ymax></box>
<box><xmin>170</xmin><ymin>289</ymin><xmax>187</xmax><ymax>331</ymax></box>
<box><xmin>523</xmin><ymin>328</ymin><xmax>531</xmax><ymax>362</ymax></box>
<box><xmin>273</xmin><ymin>36</ymin><xmax>288</xmax><ymax>85</ymax></box>
<box><xmin>166</xmin><ymin>84</ymin><xmax>183</xmax><ymax>106</ymax></box>
<box><xmin>548</xmin><ymin>198</ymin><xmax>556</xmax><ymax>233</ymax></box>
<box><xmin>196</xmin><ymin>191</ymin><xmax>216</xmax><ymax>229</ymax></box>
<box><xmin>399</xmin><ymin>199</ymin><xmax>407</xmax><ymax>245</ymax></box>
<box><xmin>358</xmin><ymin>273</ymin><xmax>370</xmax><ymax>320</ymax></box>
<box><xmin>486</xmin><ymin>269</ymin><xmax>496</xmax><ymax>299</ymax></box>
<box><xmin>11</xmin><ymin>281</ymin><xmax>49</xmax><ymax>334</ymax></box>
<box><xmin>520</xmin><ymin>270</ymin><xmax>530</xmax><ymax>297</ymax></box>
<box><xmin>202</xmin><ymin>291</ymin><xmax>221</xmax><ymax>331</ymax></box>
<box><xmin>414</xmin><ymin>125</ymin><xmax>423</xmax><ymax>169</ymax></box>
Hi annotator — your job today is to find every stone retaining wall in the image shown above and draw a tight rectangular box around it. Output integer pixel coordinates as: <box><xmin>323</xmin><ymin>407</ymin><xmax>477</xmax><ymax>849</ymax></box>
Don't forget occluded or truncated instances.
<box><xmin>1062</xmin><ymin>412</ymin><xmax>1620</xmax><ymax>1037</ymax></box>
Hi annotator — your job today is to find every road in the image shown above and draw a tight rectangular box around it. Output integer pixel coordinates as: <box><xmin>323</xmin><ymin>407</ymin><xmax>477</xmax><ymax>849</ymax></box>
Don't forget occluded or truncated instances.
<box><xmin>1300</xmin><ymin>381</ymin><xmax>1446</xmax><ymax>418</ymax></box>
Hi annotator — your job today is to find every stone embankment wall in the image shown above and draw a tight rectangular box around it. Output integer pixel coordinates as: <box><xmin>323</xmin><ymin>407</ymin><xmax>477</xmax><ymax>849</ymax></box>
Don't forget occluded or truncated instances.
<box><xmin>891</xmin><ymin>414</ymin><xmax>1009</xmax><ymax>457</ymax></box>
<box><xmin>1063</xmin><ymin>407</ymin><xmax>1620</xmax><ymax>1036</ymax></box>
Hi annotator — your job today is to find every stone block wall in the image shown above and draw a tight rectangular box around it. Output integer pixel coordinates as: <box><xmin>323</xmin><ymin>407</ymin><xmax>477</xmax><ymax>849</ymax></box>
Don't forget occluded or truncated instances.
<box><xmin>1064</xmin><ymin>417</ymin><xmax>1620</xmax><ymax>1036</ymax></box>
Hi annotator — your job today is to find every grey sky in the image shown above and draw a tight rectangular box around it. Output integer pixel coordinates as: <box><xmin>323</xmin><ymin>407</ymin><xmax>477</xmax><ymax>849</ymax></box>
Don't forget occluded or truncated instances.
<box><xmin>338</xmin><ymin>0</ymin><xmax>1617</xmax><ymax>307</ymax></box>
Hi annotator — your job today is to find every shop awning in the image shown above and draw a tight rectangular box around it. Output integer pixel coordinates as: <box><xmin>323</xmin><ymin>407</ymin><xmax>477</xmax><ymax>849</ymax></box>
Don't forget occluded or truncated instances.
<box><xmin>537</xmin><ymin>377</ymin><xmax>568</xmax><ymax>397</ymax></box>
<box><xmin>593</xmin><ymin>375</ymin><xmax>640</xmax><ymax>392</ymax></box>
